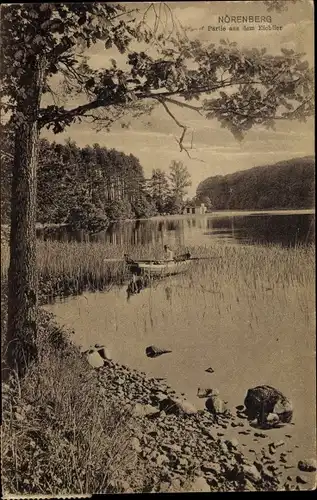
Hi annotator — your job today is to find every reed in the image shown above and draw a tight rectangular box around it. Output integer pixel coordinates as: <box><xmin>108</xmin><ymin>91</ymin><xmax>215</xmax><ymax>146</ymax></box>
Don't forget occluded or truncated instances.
<box><xmin>1</xmin><ymin>241</ymin><xmax>315</xmax><ymax>301</ymax></box>
<box><xmin>1</xmin><ymin>240</ymin><xmax>164</xmax><ymax>300</ymax></box>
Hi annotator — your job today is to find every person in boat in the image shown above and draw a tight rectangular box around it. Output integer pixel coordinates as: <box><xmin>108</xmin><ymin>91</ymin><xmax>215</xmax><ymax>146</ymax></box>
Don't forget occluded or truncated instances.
<box><xmin>164</xmin><ymin>244</ymin><xmax>174</xmax><ymax>261</ymax></box>
<box><xmin>124</xmin><ymin>254</ymin><xmax>135</xmax><ymax>265</ymax></box>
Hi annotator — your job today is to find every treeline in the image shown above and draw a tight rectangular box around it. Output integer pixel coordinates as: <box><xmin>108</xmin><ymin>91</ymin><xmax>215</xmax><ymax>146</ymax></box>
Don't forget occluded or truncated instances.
<box><xmin>1</xmin><ymin>135</ymin><xmax>156</xmax><ymax>229</ymax></box>
<box><xmin>1</xmin><ymin>130</ymin><xmax>192</xmax><ymax>229</ymax></box>
<box><xmin>196</xmin><ymin>156</ymin><xmax>315</xmax><ymax>210</ymax></box>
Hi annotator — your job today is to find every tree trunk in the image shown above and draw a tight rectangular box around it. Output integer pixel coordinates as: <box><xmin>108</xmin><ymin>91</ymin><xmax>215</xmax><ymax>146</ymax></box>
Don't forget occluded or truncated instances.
<box><xmin>6</xmin><ymin>57</ymin><xmax>46</xmax><ymax>377</ymax></box>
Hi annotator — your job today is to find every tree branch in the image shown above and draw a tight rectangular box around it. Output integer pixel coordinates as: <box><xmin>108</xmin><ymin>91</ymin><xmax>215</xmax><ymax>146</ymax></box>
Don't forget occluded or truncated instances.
<box><xmin>163</xmin><ymin>97</ymin><xmax>203</xmax><ymax>114</ymax></box>
<box><xmin>208</xmin><ymin>97</ymin><xmax>313</xmax><ymax>121</ymax></box>
<box><xmin>156</xmin><ymin>97</ymin><xmax>205</xmax><ymax>162</ymax></box>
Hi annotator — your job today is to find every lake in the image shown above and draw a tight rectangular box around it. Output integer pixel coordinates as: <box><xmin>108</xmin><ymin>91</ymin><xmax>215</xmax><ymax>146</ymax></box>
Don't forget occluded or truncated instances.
<box><xmin>37</xmin><ymin>210</ymin><xmax>315</xmax><ymax>248</ymax></box>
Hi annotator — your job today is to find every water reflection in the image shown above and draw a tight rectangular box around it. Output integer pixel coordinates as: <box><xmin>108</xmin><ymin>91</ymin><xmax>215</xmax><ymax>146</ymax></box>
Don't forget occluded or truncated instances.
<box><xmin>37</xmin><ymin>213</ymin><xmax>315</xmax><ymax>248</ymax></box>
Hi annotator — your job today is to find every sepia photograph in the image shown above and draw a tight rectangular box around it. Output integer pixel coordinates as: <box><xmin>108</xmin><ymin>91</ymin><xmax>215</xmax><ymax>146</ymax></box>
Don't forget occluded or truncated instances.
<box><xmin>1</xmin><ymin>0</ymin><xmax>315</xmax><ymax>496</ymax></box>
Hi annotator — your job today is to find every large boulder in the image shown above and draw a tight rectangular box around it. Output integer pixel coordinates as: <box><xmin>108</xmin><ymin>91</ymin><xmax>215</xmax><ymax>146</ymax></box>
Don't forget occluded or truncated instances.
<box><xmin>244</xmin><ymin>385</ymin><xmax>293</xmax><ymax>425</ymax></box>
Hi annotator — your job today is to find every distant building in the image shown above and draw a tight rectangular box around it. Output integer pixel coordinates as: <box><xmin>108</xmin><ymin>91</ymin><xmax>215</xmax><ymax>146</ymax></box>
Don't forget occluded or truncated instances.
<box><xmin>182</xmin><ymin>203</ymin><xmax>207</xmax><ymax>215</ymax></box>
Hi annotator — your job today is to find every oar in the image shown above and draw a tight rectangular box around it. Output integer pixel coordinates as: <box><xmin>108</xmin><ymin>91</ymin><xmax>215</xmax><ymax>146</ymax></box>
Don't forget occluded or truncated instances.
<box><xmin>188</xmin><ymin>256</ymin><xmax>222</xmax><ymax>260</ymax></box>
<box><xmin>104</xmin><ymin>258</ymin><xmax>126</xmax><ymax>262</ymax></box>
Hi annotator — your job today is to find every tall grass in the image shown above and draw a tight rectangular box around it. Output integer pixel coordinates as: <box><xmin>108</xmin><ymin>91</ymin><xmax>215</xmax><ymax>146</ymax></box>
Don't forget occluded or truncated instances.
<box><xmin>1</xmin><ymin>240</ymin><xmax>176</xmax><ymax>299</ymax></box>
<box><xmin>1</xmin><ymin>312</ymin><xmax>143</xmax><ymax>496</ymax></box>
<box><xmin>1</xmin><ymin>240</ymin><xmax>315</xmax><ymax>299</ymax></box>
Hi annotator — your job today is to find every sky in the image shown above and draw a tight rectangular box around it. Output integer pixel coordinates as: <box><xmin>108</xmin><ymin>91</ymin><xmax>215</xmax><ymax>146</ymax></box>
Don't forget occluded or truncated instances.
<box><xmin>42</xmin><ymin>1</ymin><xmax>314</xmax><ymax>197</ymax></box>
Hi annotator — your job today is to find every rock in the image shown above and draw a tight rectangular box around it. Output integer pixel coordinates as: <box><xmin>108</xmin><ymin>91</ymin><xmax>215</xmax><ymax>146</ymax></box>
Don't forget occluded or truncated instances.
<box><xmin>244</xmin><ymin>385</ymin><xmax>293</xmax><ymax>425</ymax></box>
<box><xmin>131</xmin><ymin>437</ymin><xmax>142</xmax><ymax>453</ymax></box>
<box><xmin>205</xmin><ymin>395</ymin><xmax>226</xmax><ymax>414</ymax></box>
<box><xmin>269</xmin><ymin>440</ymin><xmax>285</xmax><ymax>450</ymax></box>
<box><xmin>205</xmin><ymin>367</ymin><xmax>215</xmax><ymax>373</ymax></box>
<box><xmin>94</xmin><ymin>344</ymin><xmax>112</xmax><ymax>361</ymax></box>
<box><xmin>207</xmin><ymin>477</ymin><xmax>219</xmax><ymax>488</ymax></box>
<box><xmin>254</xmin><ymin>432</ymin><xmax>268</xmax><ymax>438</ymax></box>
<box><xmin>296</xmin><ymin>475</ymin><xmax>308</xmax><ymax>484</ymax></box>
<box><xmin>219</xmin><ymin>441</ymin><xmax>228</xmax><ymax>454</ymax></box>
<box><xmin>298</xmin><ymin>459</ymin><xmax>317</xmax><ymax>472</ymax></box>
<box><xmin>145</xmin><ymin>345</ymin><xmax>172</xmax><ymax>358</ymax></box>
<box><xmin>269</xmin><ymin>444</ymin><xmax>276</xmax><ymax>455</ymax></box>
<box><xmin>250</xmin><ymin>418</ymin><xmax>259</xmax><ymax>427</ymax></box>
<box><xmin>262</xmin><ymin>467</ymin><xmax>275</xmax><ymax>480</ymax></box>
<box><xmin>149</xmin><ymin>450</ymin><xmax>159</xmax><ymax>461</ymax></box>
<box><xmin>170</xmin><ymin>478</ymin><xmax>181</xmax><ymax>491</ymax></box>
<box><xmin>132</xmin><ymin>403</ymin><xmax>159</xmax><ymax>418</ymax></box>
<box><xmin>237</xmin><ymin>412</ymin><xmax>248</xmax><ymax>419</ymax></box>
<box><xmin>156</xmin><ymin>454</ymin><xmax>168</xmax><ymax>466</ymax></box>
<box><xmin>265</xmin><ymin>413</ymin><xmax>280</xmax><ymax>427</ymax></box>
<box><xmin>159</xmin><ymin>482</ymin><xmax>171</xmax><ymax>492</ymax></box>
<box><xmin>242</xmin><ymin>464</ymin><xmax>262</xmax><ymax>483</ymax></box>
<box><xmin>197</xmin><ymin>387</ymin><xmax>219</xmax><ymax>398</ymax></box>
<box><xmin>190</xmin><ymin>476</ymin><xmax>211</xmax><ymax>492</ymax></box>
<box><xmin>86</xmin><ymin>350</ymin><xmax>104</xmax><ymax>368</ymax></box>
<box><xmin>162</xmin><ymin>443</ymin><xmax>182</xmax><ymax>454</ymax></box>
<box><xmin>159</xmin><ymin>396</ymin><xmax>197</xmax><ymax>416</ymax></box>
<box><xmin>244</xmin><ymin>478</ymin><xmax>257</xmax><ymax>491</ymax></box>
<box><xmin>151</xmin><ymin>391</ymin><xmax>167</xmax><ymax>404</ymax></box>
<box><xmin>202</xmin><ymin>461</ymin><xmax>222</xmax><ymax>474</ymax></box>
<box><xmin>226</xmin><ymin>438</ymin><xmax>239</xmax><ymax>449</ymax></box>
<box><xmin>178</xmin><ymin>457</ymin><xmax>188</xmax><ymax>468</ymax></box>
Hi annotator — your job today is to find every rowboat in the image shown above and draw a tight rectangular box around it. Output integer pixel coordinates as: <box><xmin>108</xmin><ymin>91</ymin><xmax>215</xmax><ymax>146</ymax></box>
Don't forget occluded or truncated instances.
<box><xmin>128</xmin><ymin>258</ymin><xmax>193</xmax><ymax>277</ymax></box>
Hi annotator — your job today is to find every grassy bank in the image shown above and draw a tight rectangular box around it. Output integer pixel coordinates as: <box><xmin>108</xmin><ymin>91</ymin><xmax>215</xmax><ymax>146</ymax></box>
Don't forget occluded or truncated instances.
<box><xmin>1</xmin><ymin>301</ymin><xmax>147</xmax><ymax>495</ymax></box>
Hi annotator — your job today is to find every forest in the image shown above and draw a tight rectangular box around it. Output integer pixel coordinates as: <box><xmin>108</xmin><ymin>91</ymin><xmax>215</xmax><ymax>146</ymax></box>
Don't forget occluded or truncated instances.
<box><xmin>196</xmin><ymin>156</ymin><xmax>315</xmax><ymax>211</ymax></box>
<box><xmin>1</xmin><ymin>127</ymin><xmax>192</xmax><ymax>229</ymax></box>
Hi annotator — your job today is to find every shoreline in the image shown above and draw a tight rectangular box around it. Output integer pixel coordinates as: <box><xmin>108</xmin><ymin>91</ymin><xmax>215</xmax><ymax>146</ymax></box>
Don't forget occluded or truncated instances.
<box><xmin>1</xmin><ymin>208</ymin><xmax>315</xmax><ymax>231</ymax></box>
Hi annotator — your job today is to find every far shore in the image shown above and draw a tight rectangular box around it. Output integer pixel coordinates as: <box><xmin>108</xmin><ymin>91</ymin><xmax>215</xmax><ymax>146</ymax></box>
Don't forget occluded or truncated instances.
<box><xmin>0</xmin><ymin>208</ymin><xmax>314</xmax><ymax>232</ymax></box>
<box><xmin>146</xmin><ymin>208</ymin><xmax>315</xmax><ymax>221</ymax></box>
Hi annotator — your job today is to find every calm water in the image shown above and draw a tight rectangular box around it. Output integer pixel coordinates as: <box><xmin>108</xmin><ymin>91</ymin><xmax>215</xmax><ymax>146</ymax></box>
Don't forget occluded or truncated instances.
<box><xmin>37</xmin><ymin>211</ymin><xmax>315</xmax><ymax>248</ymax></box>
